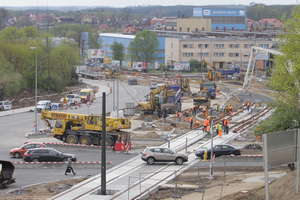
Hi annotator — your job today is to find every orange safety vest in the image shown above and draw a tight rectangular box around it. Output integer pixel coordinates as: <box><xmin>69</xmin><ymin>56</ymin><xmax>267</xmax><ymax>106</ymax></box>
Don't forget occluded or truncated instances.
<box><xmin>203</xmin><ymin>119</ymin><xmax>210</xmax><ymax>127</ymax></box>
<box><xmin>223</xmin><ymin>119</ymin><xmax>229</xmax><ymax>126</ymax></box>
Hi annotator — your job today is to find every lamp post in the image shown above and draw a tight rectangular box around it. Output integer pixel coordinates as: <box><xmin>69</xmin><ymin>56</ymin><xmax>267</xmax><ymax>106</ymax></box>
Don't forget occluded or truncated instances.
<box><xmin>30</xmin><ymin>46</ymin><xmax>38</xmax><ymax>134</ymax></box>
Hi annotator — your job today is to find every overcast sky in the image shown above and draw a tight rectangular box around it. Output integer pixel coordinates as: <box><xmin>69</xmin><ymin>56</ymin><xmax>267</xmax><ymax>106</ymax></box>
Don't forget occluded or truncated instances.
<box><xmin>0</xmin><ymin>0</ymin><xmax>298</xmax><ymax>7</ymax></box>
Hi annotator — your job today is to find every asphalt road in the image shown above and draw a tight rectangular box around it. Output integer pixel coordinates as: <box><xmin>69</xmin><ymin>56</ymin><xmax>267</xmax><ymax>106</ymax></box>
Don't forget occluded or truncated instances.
<box><xmin>0</xmin><ymin>80</ymin><xmax>148</xmax><ymax>193</ymax></box>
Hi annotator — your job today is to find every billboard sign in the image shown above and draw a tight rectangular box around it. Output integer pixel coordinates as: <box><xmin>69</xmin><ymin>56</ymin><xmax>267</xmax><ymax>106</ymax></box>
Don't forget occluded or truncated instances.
<box><xmin>193</xmin><ymin>8</ymin><xmax>245</xmax><ymax>17</ymax></box>
<box><xmin>173</xmin><ymin>62</ymin><xmax>190</xmax><ymax>71</ymax></box>
<box><xmin>88</xmin><ymin>49</ymin><xmax>104</xmax><ymax>59</ymax></box>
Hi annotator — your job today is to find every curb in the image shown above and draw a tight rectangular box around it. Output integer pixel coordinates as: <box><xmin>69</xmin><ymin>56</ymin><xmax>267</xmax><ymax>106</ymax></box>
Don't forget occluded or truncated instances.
<box><xmin>13</xmin><ymin>161</ymin><xmax>113</xmax><ymax>165</ymax></box>
<box><xmin>44</xmin><ymin>142</ymin><xmax>114</xmax><ymax>149</ymax></box>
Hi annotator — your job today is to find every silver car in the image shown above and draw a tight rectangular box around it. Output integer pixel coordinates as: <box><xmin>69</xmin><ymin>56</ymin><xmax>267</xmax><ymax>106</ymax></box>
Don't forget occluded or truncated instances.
<box><xmin>141</xmin><ymin>147</ymin><xmax>188</xmax><ymax>165</ymax></box>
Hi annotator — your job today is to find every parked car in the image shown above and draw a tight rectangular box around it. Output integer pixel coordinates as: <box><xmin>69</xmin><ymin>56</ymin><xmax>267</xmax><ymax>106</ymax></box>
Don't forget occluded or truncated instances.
<box><xmin>195</xmin><ymin>144</ymin><xmax>241</xmax><ymax>159</ymax></box>
<box><xmin>10</xmin><ymin>142</ymin><xmax>46</xmax><ymax>158</ymax></box>
<box><xmin>0</xmin><ymin>101</ymin><xmax>12</xmax><ymax>111</ymax></box>
<box><xmin>60</xmin><ymin>94</ymin><xmax>81</xmax><ymax>106</ymax></box>
<box><xmin>141</xmin><ymin>147</ymin><xmax>188</xmax><ymax>165</ymax></box>
<box><xmin>128</xmin><ymin>78</ymin><xmax>138</xmax><ymax>85</ymax></box>
<box><xmin>23</xmin><ymin>148</ymin><xmax>76</xmax><ymax>162</ymax></box>
<box><xmin>36</xmin><ymin>100</ymin><xmax>52</xmax><ymax>112</ymax></box>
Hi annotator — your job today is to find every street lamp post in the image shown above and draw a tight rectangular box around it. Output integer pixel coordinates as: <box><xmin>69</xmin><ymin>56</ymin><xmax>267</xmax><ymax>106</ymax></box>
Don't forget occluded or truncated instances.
<box><xmin>30</xmin><ymin>47</ymin><xmax>38</xmax><ymax>134</ymax></box>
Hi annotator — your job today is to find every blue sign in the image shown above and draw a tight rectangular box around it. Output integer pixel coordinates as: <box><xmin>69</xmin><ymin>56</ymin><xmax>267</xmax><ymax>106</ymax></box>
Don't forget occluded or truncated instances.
<box><xmin>193</xmin><ymin>8</ymin><xmax>245</xmax><ymax>17</ymax></box>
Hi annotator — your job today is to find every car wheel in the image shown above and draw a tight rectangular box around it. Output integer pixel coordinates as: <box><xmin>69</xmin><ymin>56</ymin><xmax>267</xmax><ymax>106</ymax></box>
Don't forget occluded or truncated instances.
<box><xmin>175</xmin><ymin>157</ymin><xmax>184</xmax><ymax>165</ymax></box>
<box><xmin>32</xmin><ymin>158</ymin><xmax>39</xmax><ymax>162</ymax></box>
<box><xmin>147</xmin><ymin>157</ymin><xmax>155</xmax><ymax>165</ymax></box>
<box><xmin>14</xmin><ymin>152</ymin><xmax>21</xmax><ymax>159</ymax></box>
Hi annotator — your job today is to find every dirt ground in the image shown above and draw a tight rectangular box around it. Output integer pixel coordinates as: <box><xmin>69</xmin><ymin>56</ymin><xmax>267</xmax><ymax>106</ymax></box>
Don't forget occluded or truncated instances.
<box><xmin>1</xmin><ymin>178</ymin><xmax>86</xmax><ymax>200</ymax></box>
<box><xmin>147</xmin><ymin>168</ymin><xmax>293</xmax><ymax>200</ymax></box>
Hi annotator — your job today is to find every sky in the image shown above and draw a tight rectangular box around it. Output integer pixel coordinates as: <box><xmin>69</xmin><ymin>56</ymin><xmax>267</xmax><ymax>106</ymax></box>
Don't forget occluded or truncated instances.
<box><xmin>0</xmin><ymin>0</ymin><xmax>298</xmax><ymax>7</ymax></box>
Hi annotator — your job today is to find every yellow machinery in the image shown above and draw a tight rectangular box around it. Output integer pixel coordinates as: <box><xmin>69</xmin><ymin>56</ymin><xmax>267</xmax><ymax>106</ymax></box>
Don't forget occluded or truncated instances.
<box><xmin>208</xmin><ymin>69</ymin><xmax>221</xmax><ymax>81</ymax></box>
<box><xmin>41</xmin><ymin>110</ymin><xmax>131</xmax><ymax>146</ymax></box>
<box><xmin>177</xmin><ymin>78</ymin><xmax>191</xmax><ymax>95</ymax></box>
<box><xmin>137</xmin><ymin>85</ymin><xmax>181</xmax><ymax>114</ymax></box>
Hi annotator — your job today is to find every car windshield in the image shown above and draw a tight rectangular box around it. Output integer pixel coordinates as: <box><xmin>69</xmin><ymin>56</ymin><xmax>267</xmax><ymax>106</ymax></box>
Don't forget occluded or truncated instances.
<box><xmin>80</xmin><ymin>92</ymin><xmax>88</xmax><ymax>96</ymax></box>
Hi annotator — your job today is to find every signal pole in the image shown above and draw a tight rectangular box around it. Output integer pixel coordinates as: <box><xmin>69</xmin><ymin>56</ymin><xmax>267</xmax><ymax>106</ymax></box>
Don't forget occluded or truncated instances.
<box><xmin>100</xmin><ymin>92</ymin><xmax>106</xmax><ymax>195</ymax></box>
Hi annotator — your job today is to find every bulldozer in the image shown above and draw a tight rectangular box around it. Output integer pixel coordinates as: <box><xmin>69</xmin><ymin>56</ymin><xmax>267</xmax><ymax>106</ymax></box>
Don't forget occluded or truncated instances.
<box><xmin>137</xmin><ymin>85</ymin><xmax>182</xmax><ymax>115</ymax></box>
<box><xmin>41</xmin><ymin>111</ymin><xmax>131</xmax><ymax>148</ymax></box>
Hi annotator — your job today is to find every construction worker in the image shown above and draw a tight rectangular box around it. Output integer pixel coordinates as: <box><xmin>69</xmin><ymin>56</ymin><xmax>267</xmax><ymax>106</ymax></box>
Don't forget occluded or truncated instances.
<box><xmin>63</xmin><ymin>97</ymin><xmax>68</xmax><ymax>109</ymax></box>
<box><xmin>203</xmin><ymin>118</ymin><xmax>210</xmax><ymax>133</ymax></box>
<box><xmin>222</xmin><ymin>118</ymin><xmax>229</xmax><ymax>134</ymax></box>
<box><xmin>190</xmin><ymin>117</ymin><xmax>194</xmax><ymax>129</ymax></box>
<box><xmin>246</xmin><ymin>102</ymin><xmax>251</xmax><ymax>112</ymax></box>
<box><xmin>216</xmin><ymin>122</ymin><xmax>223</xmax><ymax>137</ymax></box>
<box><xmin>228</xmin><ymin>104</ymin><xmax>233</xmax><ymax>114</ymax></box>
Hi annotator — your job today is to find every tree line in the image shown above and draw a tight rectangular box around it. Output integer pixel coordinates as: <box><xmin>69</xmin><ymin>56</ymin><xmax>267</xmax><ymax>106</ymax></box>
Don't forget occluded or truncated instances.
<box><xmin>0</xmin><ymin>26</ymin><xmax>80</xmax><ymax>100</ymax></box>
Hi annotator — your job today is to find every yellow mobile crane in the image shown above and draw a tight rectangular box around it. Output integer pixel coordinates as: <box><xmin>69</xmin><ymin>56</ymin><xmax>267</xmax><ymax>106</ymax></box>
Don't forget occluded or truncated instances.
<box><xmin>41</xmin><ymin>110</ymin><xmax>131</xmax><ymax>147</ymax></box>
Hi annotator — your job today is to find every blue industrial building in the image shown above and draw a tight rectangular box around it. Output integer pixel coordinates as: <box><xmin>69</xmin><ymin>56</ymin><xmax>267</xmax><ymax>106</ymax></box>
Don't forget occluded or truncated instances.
<box><xmin>98</xmin><ymin>33</ymin><xmax>165</xmax><ymax>64</ymax></box>
<box><xmin>193</xmin><ymin>6</ymin><xmax>247</xmax><ymax>31</ymax></box>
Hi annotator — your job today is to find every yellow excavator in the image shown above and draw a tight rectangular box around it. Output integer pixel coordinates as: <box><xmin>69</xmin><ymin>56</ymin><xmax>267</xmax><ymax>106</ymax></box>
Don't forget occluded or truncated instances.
<box><xmin>41</xmin><ymin>110</ymin><xmax>131</xmax><ymax>146</ymax></box>
<box><xmin>137</xmin><ymin>85</ymin><xmax>181</xmax><ymax>115</ymax></box>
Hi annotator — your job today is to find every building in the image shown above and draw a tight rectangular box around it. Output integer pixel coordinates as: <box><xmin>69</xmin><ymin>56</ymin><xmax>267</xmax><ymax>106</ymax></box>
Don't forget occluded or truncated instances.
<box><xmin>177</xmin><ymin>18</ymin><xmax>211</xmax><ymax>32</ymax></box>
<box><xmin>193</xmin><ymin>6</ymin><xmax>247</xmax><ymax>31</ymax></box>
<box><xmin>98</xmin><ymin>33</ymin><xmax>165</xmax><ymax>64</ymax></box>
<box><xmin>165</xmin><ymin>36</ymin><xmax>274</xmax><ymax>69</ymax></box>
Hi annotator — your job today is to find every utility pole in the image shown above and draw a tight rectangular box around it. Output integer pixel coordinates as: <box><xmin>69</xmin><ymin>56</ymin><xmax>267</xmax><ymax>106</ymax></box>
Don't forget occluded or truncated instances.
<box><xmin>100</xmin><ymin>92</ymin><xmax>107</xmax><ymax>195</ymax></box>
<box><xmin>209</xmin><ymin>118</ymin><xmax>214</xmax><ymax>178</ymax></box>
<box><xmin>30</xmin><ymin>47</ymin><xmax>38</xmax><ymax>134</ymax></box>
<box><xmin>116</xmin><ymin>68</ymin><xmax>119</xmax><ymax>117</ymax></box>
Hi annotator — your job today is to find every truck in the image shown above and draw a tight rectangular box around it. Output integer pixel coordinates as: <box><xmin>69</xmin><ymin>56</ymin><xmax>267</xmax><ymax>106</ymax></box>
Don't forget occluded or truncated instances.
<box><xmin>79</xmin><ymin>88</ymin><xmax>96</xmax><ymax>103</ymax></box>
<box><xmin>41</xmin><ymin>111</ymin><xmax>131</xmax><ymax>148</ymax></box>
<box><xmin>200</xmin><ymin>81</ymin><xmax>217</xmax><ymax>99</ymax></box>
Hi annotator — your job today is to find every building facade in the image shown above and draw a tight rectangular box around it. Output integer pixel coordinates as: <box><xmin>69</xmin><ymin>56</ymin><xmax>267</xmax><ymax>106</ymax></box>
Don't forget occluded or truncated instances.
<box><xmin>99</xmin><ymin>33</ymin><xmax>165</xmax><ymax>64</ymax></box>
<box><xmin>165</xmin><ymin>36</ymin><xmax>274</xmax><ymax>69</ymax></box>
<box><xmin>176</xmin><ymin>18</ymin><xmax>211</xmax><ymax>33</ymax></box>
<box><xmin>193</xmin><ymin>6</ymin><xmax>247</xmax><ymax>31</ymax></box>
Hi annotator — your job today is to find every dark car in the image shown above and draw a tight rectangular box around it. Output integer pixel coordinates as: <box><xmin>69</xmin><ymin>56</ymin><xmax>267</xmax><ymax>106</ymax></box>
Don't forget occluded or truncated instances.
<box><xmin>195</xmin><ymin>144</ymin><xmax>241</xmax><ymax>159</ymax></box>
<box><xmin>23</xmin><ymin>148</ymin><xmax>76</xmax><ymax>162</ymax></box>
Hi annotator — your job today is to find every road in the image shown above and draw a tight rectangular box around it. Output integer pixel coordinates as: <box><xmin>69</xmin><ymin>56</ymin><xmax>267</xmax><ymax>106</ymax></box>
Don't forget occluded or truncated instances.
<box><xmin>0</xmin><ymin>79</ymin><xmax>148</xmax><ymax>193</ymax></box>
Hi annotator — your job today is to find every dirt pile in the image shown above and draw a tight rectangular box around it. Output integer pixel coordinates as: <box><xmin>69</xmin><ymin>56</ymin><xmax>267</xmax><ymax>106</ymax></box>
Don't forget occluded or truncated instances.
<box><xmin>2</xmin><ymin>178</ymin><xmax>86</xmax><ymax>200</ymax></box>
<box><xmin>222</xmin><ymin>171</ymin><xmax>300</xmax><ymax>200</ymax></box>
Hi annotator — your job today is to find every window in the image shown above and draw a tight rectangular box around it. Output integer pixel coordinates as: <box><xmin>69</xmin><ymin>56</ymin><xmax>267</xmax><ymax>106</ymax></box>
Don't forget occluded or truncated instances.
<box><xmin>202</xmin><ymin>27</ymin><xmax>205</xmax><ymax>31</ymax></box>
<box><xmin>214</xmin><ymin>44</ymin><xmax>224</xmax><ymax>49</ymax></box>
<box><xmin>198</xmin><ymin>52</ymin><xmax>209</xmax><ymax>57</ymax></box>
<box><xmin>244</xmin><ymin>44</ymin><xmax>249</xmax><ymax>48</ymax></box>
<box><xmin>183</xmin><ymin>52</ymin><xmax>194</xmax><ymax>57</ymax></box>
<box><xmin>259</xmin><ymin>44</ymin><xmax>269</xmax><ymax>48</ymax></box>
<box><xmin>229</xmin><ymin>44</ymin><xmax>240</xmax><ymax>48</ymax></box>
<box><xmin>213</xmin><ymin>52</ymin><xmax>224</xmax><ymax>57</ymax></box>
<box><xmin>195</xmin><ymin>28</ymin><xmax>199</xmax><ymax>32</ymax></box>
<box><xmin>150</xmin><ymin>148</ymin><xmax>161</xmax><ymax>153</ymax></box>
<box><xmin>187</xmin><ymin>27</ymin><xmax>190</xmax><ymax>32</ymax></box>
<box><xmin>204</xmin><ymin>44</ymin><xmax>209</xmax><ymax>48</ymax></box>
<box><xmin>161</xmin><ymin>148</ymin><xmax>171</xmax><ymax>153</ymax></box>
<box><xmin>179</xmin><ymin>27</ymin><xmax>182</xmax><ymax>32</ymax></box>
<box><xmin>183</xmin><ymin>44</ymin><xmax>193</xmax><ymax>48</ymax></box>
<box><xmin>183</xmin><ymin>44</ymin><xmax>188</xmax><ymax>48</ymax></box>
<box><xmin>229</xmin><ymin>53</ymin><xmax>239</xmax><ymax>57</ymax></box>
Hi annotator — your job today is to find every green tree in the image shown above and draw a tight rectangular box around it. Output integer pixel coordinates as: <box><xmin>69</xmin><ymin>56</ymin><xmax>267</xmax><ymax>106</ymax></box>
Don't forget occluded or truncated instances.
<box><xmin>111</xmin><ymin>42</ymin><xmax>124</xmax><ymax>66</ymax></box>
<box><xmin>256</xmin><ymin>6</ymin><xmax>300</xmax><ymax>134</ymax></box>
<box><xmin>128</xmin><ymin>30</ymin><xmax>158</xmax><ymax>64</ymax></box>
<box><xmin>189</xmin><ymin>59</ymin><xmax>207</xmax><ymax>72</ymax></box>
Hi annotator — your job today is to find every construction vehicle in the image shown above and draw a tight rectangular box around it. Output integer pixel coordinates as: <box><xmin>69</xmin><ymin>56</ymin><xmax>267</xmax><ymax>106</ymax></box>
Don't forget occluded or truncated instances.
<box><xmin>41</xmin><ymin>111</ymin><xmax>131</xmax><ymax>147</ymax></box>
<box><xmin>177</xmin><ymin>78</ymin><xmax>191</xmax><ymax>96</ymax></box>
<box><xmin>208</xmin><ymin>70</ymin><xmax>221</xmax><ymax>81</ymax></box>
<box><xmin>200</xmin><ymin>81</ymin><xmax>217</xmax><ymax>99</ymax></box>
<box><xmin>79</xmin><ymin>89</ymin><xmax>96</xmax><ymax>103</ymax></box>
<box><xmin>192</xmin><ymin>91</ymin><xmax>210</xmax><ymax>107</ymax></box>
<box><xmin>137</xmin><ymin>85</ymin><xmax>182</xmax><ymax>115</ymax></box>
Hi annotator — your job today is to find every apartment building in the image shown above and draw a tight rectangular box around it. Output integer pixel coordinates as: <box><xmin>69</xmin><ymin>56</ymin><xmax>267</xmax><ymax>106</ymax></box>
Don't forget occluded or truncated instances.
<box><xmin>177</xmin><ymin>18</ymin><xmax>212</xmax><ymax>32</ymax></box>
<box><xmin>165</xmin><ymin>36</ymin><xmax>274</xmax><ymax>68</ymax></box>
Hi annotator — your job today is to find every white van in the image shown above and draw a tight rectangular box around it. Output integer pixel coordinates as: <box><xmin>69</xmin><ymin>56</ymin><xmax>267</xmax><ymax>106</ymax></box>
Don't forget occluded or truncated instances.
<box><xmin>36</xmin><ymin>100</ymin><xmax>52</xmax><ymax>112</ymax></box>
<box><xmin>0</xmin><ymin>101</ymin><xmax>12</xmax><ymax>111</ymax></box>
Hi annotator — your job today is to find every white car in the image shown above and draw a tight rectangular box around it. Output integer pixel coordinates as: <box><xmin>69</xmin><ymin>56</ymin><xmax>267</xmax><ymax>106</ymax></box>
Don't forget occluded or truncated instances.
<box><xmin>0</xmin><ymin>101</ymin><xmax>12</xmax><ymax>111</ymax></box>
<box><xmin>36</xmin><ymin>100</ymin><xmax>52</xmax><ymax>112</ymax></box>
<box><xmin>60</xmin><ymin>94</ymin><xmax>81</xmax><ymax>105</ymax></box>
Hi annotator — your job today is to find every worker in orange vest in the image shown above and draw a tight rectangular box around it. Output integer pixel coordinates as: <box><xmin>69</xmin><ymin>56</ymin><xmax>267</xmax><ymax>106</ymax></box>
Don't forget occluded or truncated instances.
<box><xmin>203</xmin><ymin>118</ymin><xmax>210</xmax><ymax>133</ymax></box>
<box><xmin>222</xmin><ymin>118</ymin><xmax>229</xmax><ymax>134</ymax></box>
